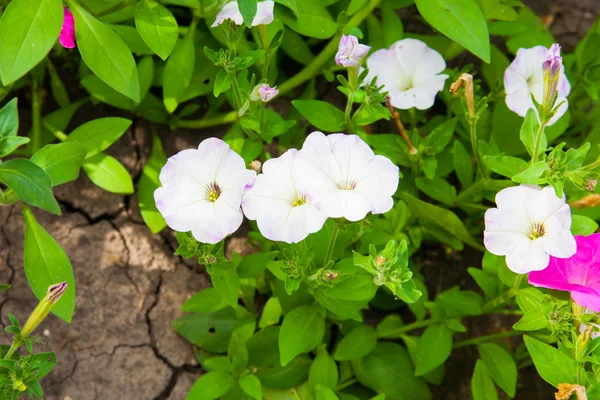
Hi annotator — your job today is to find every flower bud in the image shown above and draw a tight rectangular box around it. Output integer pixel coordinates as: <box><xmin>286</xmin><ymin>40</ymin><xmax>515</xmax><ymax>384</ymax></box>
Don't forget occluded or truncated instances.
<box><xmin>542</xmin><ymin>43</ymin><xmax>562</xmax><ymax>117</ymax></box>
<box><xmin>335</xmin><ymin>35</ymin><xmax>371</xmax><ymax>68</ymax></box>
<box><xmin>584</xmin><ymin>177</ymin><xmax>598</xmax><ymax>192</ymax></box>
<box><xmin>20</xmin><ymin>282</ymin><xmax>67</xmax><ymax>338</ymax></box>
<box><xmin>59</xmin><ymin>8</ymin><xmax>76</xmax><ymax>49</ymax></box>
<box><xmin>249</xmin><ymin>160</ymin><xmax>262</xmax><ymax>173</ymax></box>
<box><xmin>251</xmin><ymin>83</ymin><xmax>278</xmax><ymax>102</ymax></box>
<box><xmin>324</xmin><ymin>271</ymin><xmax>339</xmax><ymax>281</ymax></box>
<box><xmin>375</xmin><ymin>255</ymin><xmax>386</xmax><ymax>267</ymax></box>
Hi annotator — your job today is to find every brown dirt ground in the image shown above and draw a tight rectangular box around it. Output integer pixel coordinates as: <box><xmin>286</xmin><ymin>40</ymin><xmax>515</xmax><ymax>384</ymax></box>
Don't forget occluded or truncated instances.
<box><xmin>0</xmin><ymin>1</ymin><xmax>598</xmax><ymax>399</ymax></box>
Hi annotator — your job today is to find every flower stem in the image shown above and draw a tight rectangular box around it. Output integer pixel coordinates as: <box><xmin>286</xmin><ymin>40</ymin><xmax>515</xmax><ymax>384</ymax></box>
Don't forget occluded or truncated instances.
<box><xmin>325</xmin><ymin>223</ymin><xmax>341</xmax><ymax>263</ymax></box>
<box><xmin>482</xmin><ymin>275</ymin><xmax>523</xmax><ymax>313</ymax></box>
<box><xmin>178</xmin><ymin>111</ymin><xmax>238</xmax><ymax>129</ymax></box>
<box><xmin>531</xmin><ymin>121</ymin><xmax>548</xmax><ymax>165</ymax></box>
<box><xmin>452</xmin><ymin>330</ymin><xmax>521</xmax><ymax>349</ymax></box>
<box><xmin>468</xmin><ymin>116</ymin><xmax>486</xmax><ymax>178</ymax></box>
<box><xmin>4</xmin><ymin>339</ymin><xmax>21</xmax><ymax>360</ymax></box>
<box><xmin>31</xmin><ymin>79</ymin><xmax>42</xmax><ymax>154</ymax></box>
<box><xmin>337</xmin><ymin>379</ymin><xmax>358</xmax><ymax>391</ymax></box>
<box><xmin>385</xmin><ymin>98</ymin><xmax>417</xmax><ymax>155</ymax></box>
<box><xmin>277</xmin><ymin>0</ymin><xmax>382</xmax><ymax>96</ymax></box>
<box><xmin>344</xmin><ymin>89</ymin><xmax>355</xmax><ymax>133</ymax></box>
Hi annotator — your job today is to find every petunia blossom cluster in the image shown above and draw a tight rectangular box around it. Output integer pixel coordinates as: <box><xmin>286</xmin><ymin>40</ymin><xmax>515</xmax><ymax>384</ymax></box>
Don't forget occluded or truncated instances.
<box><xmin>155</xmin><ymin>132</ymin><xmax>399</xmax><ymax>244</ymax></box>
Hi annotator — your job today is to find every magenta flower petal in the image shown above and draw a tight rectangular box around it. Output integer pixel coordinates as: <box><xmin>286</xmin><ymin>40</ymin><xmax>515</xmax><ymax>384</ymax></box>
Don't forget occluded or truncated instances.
<box><xmin>59</xmin><ymin>8</ymin><xmax>76</xmax><ymax>49</ymax></box>
<box><xmin>529</xmin><ymin>234</ymin><xmax>600</xmax><ymax>312</ymax></box>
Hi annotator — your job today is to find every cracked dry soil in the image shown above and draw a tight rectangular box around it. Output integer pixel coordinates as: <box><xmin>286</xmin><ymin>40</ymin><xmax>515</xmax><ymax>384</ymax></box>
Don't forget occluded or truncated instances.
<box><xmin>0</xmin><ymin>121</ymin><xmax>223</xmax><ymax>400</ymax></box>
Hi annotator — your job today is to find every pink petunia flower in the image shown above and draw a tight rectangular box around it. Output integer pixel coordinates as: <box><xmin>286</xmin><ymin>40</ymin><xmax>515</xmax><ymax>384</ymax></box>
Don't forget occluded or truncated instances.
<box><xmin>529</xmin><ymin>234</ymin><xmax>600</xmax><ymax>312</ymax></box>
<box><xmin>59</xmin><ymin>8</ymin><xmax>76</xmax><ymax>49</ymax></box>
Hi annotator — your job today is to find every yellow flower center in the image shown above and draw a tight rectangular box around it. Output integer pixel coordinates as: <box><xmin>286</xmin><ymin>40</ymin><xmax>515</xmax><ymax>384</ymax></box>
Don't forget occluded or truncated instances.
<box><xmin>529</xmin><ymin>222</ymin><xmax>545</xmax><ymax>240</ymax></box>
<box><xmin>207</xmin><ymin>182</ymin><xmax>222</xmax><ymax>202</ymax></box>
<box><xmin>292</xmin><ymin>194</ymin><xmax>307</xmax><ymax>207</ymax></box>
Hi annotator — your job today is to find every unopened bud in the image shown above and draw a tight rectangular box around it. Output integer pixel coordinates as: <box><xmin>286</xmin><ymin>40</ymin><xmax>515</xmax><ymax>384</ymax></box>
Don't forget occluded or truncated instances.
<box><xmin>584</xmin><ymin>178</ymin><xmax>598</xmax><ymax>192</ymax></box>
<box><xmin>324</xmin><ymin>271</ymin><xmax>339</xmax><ymax>281</ymax></box>
<box><xmin>542</xmin><ymin>43</ymin><xmax>562</xmax><ymax>118</ymax></box>
<box><xmin>21</xmin><ymin>282</ymin><xmax>67</xmax><ymax>338</ymax></box>
<box><xmin>449</xmin><ymin>73</ymin><xmax>475</xmax><ymax>118</ymax></box>
<box><xmin>249</xmin><ymin>160</ymin><xmax>262</xmax><ymax>173</ymax></box>
<box><xmin>206</xmin><ymin>255</ymin><xmax>217</xmax><ymax>265</ymax></box>
<box><xmin>375</xmin><ymin>255</ymin><xmax>386</xmax><ymax>267</ymax></box>
<box><xmin>251</xmin><ymin>83</ymin><xmax>278</xmax><ymax>102</ymax></box>
<box><xmin>335</xmin><ymin>35</ymin><xmax>371</xmax><ymax>68</ymax></box>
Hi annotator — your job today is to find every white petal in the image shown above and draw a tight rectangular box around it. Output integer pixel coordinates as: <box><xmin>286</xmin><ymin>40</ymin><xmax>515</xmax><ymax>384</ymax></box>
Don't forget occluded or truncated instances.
<box><xmin>504</xmin><ymin>237</ymin><xmax>549</xmax><ymax>274</ymax></box>
<box><xmin>318</xmin><ymin>189</ymin><xmax>372</xmax><ymax>221</ymax></box>
<box><xmin>211</xmin><ymin>1</ymin><xmax>243</xmax><ymax>27</ymax></box>
<box><xmin>257</xmin><ymin>204</ymin><xmax>327</xmax><ymax>243</ymax></box>
<box><xmin>252</xmin><ymin>1</ymin><xmax>274</xmax><ymax>25</ymax></box>
<box><xmin>541</xmin><ymin>229</ymin><xmax>577</xmax><ymax>259</ymax></box>
<box><xmin>191</xmin><ymin>201</ymin><xmax>244</xmax><ymax>244</ymax></box>
<box><xmin>413</xmin><ymin>45</ymin><xmax>447</xmax><ymax>81</ymax></box>
<box><xmin>484</xmin><ymin>230</ymin><xmax>529</xmax><ymax>256</ymax></box>
<box><xmin>365</xmin><ymin>47</ymin><xmax>400</xmax><ymax>91</ymax></box>
<box><xmin>529</xmin><ymin>185</ymin><xmax>566</xmax><ymax>222</ymax></box>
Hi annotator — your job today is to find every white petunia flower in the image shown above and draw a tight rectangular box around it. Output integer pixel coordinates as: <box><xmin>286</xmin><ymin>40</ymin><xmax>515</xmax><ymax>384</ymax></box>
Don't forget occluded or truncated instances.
<box><xmin>504</xmin><ymin>45</ymin><xmax>571</xmax><ymax>126</ymax></box>
<box><xmin>365</xmin><ymin>38</ymin><xmax>448</xmax><ymax>110</ymax></box>
<box><xmin>484</xmin><ymin>184</ymin><xmax>576</xmax><ymax>274</ymax></box>
<box><xmin>211</xmin><ymin>0</ymin><xmax>274</xmax><ymax>27</ymax></box>
<box><xmin>294</xmin><ymin>132</ymin><xmax>399</xmax><ymax>222</ymax></box>
<box><xmin>242</xmin><ymin>149</ymin><xmax>327</xmax><ymax>243</ymax></box>
<box><xmin>154</xmin><ymin>138</ymin><xmax>255</xmax><ymax>244</ymax></box>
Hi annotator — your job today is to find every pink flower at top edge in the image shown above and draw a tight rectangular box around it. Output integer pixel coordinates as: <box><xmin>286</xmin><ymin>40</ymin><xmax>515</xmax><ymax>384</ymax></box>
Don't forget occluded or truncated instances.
<box><xmin>59</xmin><ymin>8</ymin><xmax>76</xmax><ymax>49</ymax></box>
<box><xmin>529</xmin><ymin>233</ymin><xmax>600</xmax><ymax>312</ymax></box>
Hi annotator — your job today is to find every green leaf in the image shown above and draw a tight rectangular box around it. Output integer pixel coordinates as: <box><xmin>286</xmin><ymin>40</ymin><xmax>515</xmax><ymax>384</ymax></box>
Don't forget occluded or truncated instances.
<box><xmin>571</xmin><ymin>214</ymin><xmax>599</xmax><ymax>236</ymax></box>
<box><xmin>399</xmin><ymin>192</ymin><xmax>483</xmax><ymax>250</ymax></box>
<box><xmin>453</xmin><ymin>140</ymin><xmax>473</xmax><ymax>186</ymax></box>
<box><xmin>414</xmin><ymin>323</ymin><xmax>453</xmax><ymax>376</ymax></box>
<box><xmin>292</xmin><ymin>100</ymin><xmax>345</xmax><ymax>132</ymax></box>
<box><xmin>182</xmin><ymin>287</ymin><xmax>228</xmax><ymax>314</ymax></box>
<box><xmin>258</xmin><ymin>297</ymin><xmax>282</xmax><ymax>328</ymax></box>
<box><xmin>110</xmin><ymin>24</ymin><xmax>153</xmax><ymax>56</ymax></box>
<box><xmin>238</xmin><ymin>251</ymin><xmax>280</xmax><ymax>278</ymax></box>
<box><xmin>239</xmin><ymin>0</ymin><xmax>258</xmax><ymax>27</ymax></box>
<box><xmin>347</xmin><ymin>0</ymin><xmax>369</xmax><ymax>15</ymax></box>
<box><xmin>313</xmin><ymin>289</ymin><xmax>365</xmax><ymax>321</ymax></box>
<box><xmin>414</xmin><ymin>0</ymin><xmax>490</xmax><ymax>62</ymax></box>
<box><xmin>138</xmin><ymin>131</ymin><xmax>167</xmax><ymax>234</ymax></box>
<box><xmin>70</xmin><ymin>1</ymin><xmax>140</xmax><ymax>101</ymax></box>
<box><xmin>315</xmin><ymin>385</ymin><xmax>339</xmax><ymax>400</ymax></box>
<box><xmin>0</xmin><ymin>0</ymin><xmax>63</xmax><ymax>85</ymax></box>
<box><xmin>22</xmin><ymin>205</ymin><xmax>76</xmax><ymax>323</ymax></box>
<box><xmin>82</xmin><ymin>153</ymin><xmax>134</xmax><ymax>194</ymax></box>
<box><xmin>279</xmin><ymin>305</ymin><xmax>325</xmax><ymax>366</ymax></box>
<box><xmin>309</xmin><ymin>348</ymin><xmax>338</xmax><ymax>392</ymax></box>
<box><xmin>519</xmin><ymin>108</ymin><xmax>544</xmax><ymax>159</ymax></box>
<box><xmin>173</xmin><ymin>308</ymin><xmax>237</xmax><ymax>353</ymax></box>
<box><xmin>523</xmin><ymin>336</ymin><xmax>577</xmax><ymax>388</ymax></box>
<box><xmin>415</xmin><ymin>0</ymin><xmax>490</xmax><ymax>63</ymax></box>
<box><xmin>484</xmin><ymin>155</ymin><xmax>528</xmax><ymax>178</ymax></box>
<box><xmin>32</xmin><ymin>352</ymin><xmax>56</xmax><ymax>378</ymax></box>
<box><xmin>425</xmin><ymin>118</ymin><xmax>457</xmax><ymax>154</ymax></box>
<box><xmin>212</xmin><ymin>268</ymin><xmax>240</xmax><ymax>308</ymax></box>
<box><xmin>478</xmin><ymin>343</ymin><xmax>517</xmax><ymax>397</ymax></box>
<box><xmin>187</xmin><ymin>371</ymin><xmax>236</xmax><ymax>400</ymax></box>
<box><xmin>134</xmin><ymin>0</ymin><xmax>178</xmax><ymax>60</ymax></box>
<box><xmin>239</xmin><ymin>374</ymin><xmax>262</xmax><ymax>400</ymax></box>
<box><xmin>415</xmin><ymin>177</ymin><xmax>457</xmax><ymax>206</ymax></box>
<box><xmin>280</xmin><ymin>29</ymin><xmax>314</xmax><ymax>64</ymax></box>
<box><xmin>278</xmin><ymin>0</ymin><xmax>337</xmax><ymax>39</ymax></box>
<box><xmin>471</xmin><ymin>360</ymin><xmax>498</xmax><ymax>400</ymax></box>
<box><xmin>382</xmin><ymin>0</ymin><xmax>404</xmax><ymax>47</ymax></box>
<box><xmin>66</xmin><ymin>117</ymin><xmax>132</xmax><ymax>159</ymax></box>
<box><xmin>213</xmin><ymin>70</ymin><xmax>233</xmax><ymax>98</ymax></box>
<box><xmin>30</xmin><ymin>142</ymin><xmax>87</xmax><ymax>187</ymax></box>
<box><xmin>0</xmin><ymin>98</ymin><xmax>19</xmax><ymax>138</ymax></box>
<box><xmin>513</xmin><ymin>309</ymin><xmax>548</xmax><ymax>331</ymax></box>
<box><xmin>0</xmin><ymin>159</ymin><xmax>60</xmax><ymax>214</ymax></box>
<box><xmin>352</xmin><ymin>342</ymin><xmax>431</xmax><ymax>400</ymax></box>
<box><xmin>163</xmin><ymin>34</ymin><xmax>195</xmax><ymax>113</ymax></box>
<box><xmin>0</xmin><ymin>137</ymin><xmax>30</xmax><ymax>158</ymax></box>
<box><xmin>333</xmin><ymin>325</ymin><xmax>377</xmax><ymax>361</ymax></box>
<box><xmin>275</xmin><ymin>0</ymin><xmax>299</xmax><ymax>17</ymax></box>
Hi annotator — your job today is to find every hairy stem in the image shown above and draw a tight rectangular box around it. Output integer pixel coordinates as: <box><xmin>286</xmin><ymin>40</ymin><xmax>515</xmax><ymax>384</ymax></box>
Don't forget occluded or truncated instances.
<box><xmin>468</xmin><ymin>117</ymin><xmax>486</xmax><ymax>177</ymax></box>
<box><xmin>531</xmin><ymin>121</ymin><xmax>548</xmax><ymax>165</ymax></box>
<box><xmin>31</xmin><ymin>80</ymin><xmax>42</xmax><ymax>154</ymax></box>
<box><xmin>324</xmin><ymin>224</ymin><xmax>341</xmax><ymax>263</ymax></box>
<box><xmin>453</xmin><ymin>330</ymin><xmax>521</xmax><ymax>349</ymax></box>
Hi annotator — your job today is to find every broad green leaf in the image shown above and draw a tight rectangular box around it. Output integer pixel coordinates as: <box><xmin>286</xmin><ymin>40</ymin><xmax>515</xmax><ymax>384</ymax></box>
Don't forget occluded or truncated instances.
<box><xmin>22</xmin><ymin>205</ymin><xmax>76</xmax><ymax>323</ymax></box>
<box><xmin>212</xmin><ymin>268</ymin><xmax>240</xmax><ymax>308</ymax></box>
<box><xmin>187</xmin><ymin>371</ymin><xmax>235</xmax><ymax>400</ymax></box>
<box><xmin>415</xmin><ymin>177</ymin><xmax>457</xmax><ymax>206</ymax></box>
<box><xmin>414</xmin><ymin>0</ymin><xmax>490</xmax><ymax>62</ymax></box>
<box><xmin>313</xmin><ymin>289</ymin><xmax>364</xmax><ymax>322</ymax></box>
<box><xmin>484</xmin><ymin>155</ymin><xmax>528</xmax><ymax>178</ymax></box>
<box><xmin>399</xmin><ymin>192</ymin><xmax>483</xmax><ymax>250</ymax></box>
<box><xmin>0</xmin><ymin>98</ymin><xmax>19</xmax><ymax>138</ymax></box>
<box><xmin>239</xmin><ymin>374</ymin><xmax>262</xmax><ymax>400</ymax></box>
<box><xmin>138</xmin><ymin>131</ymin><xmax>167</xmax><ymax>234</ymax></box>
<box><xmin>414</xmin><ymin>323</ymin><xmax>453</xmax><ymax>375</ymax></box>
<box><xmin>471</xmin><ymin>360</ymin><xmax>498</xmax><ymax>400</ymax></box>
<box><xmin>32</xmin><ymin>352</ymin><xmax>56</xmax><ymax>378</ymax></box>
<box><xmin>0</xmin><ymin>137</ymin><xmax>30</xmax><ymax>158</ymax></box>
<box><xmin>164</xmin><ymin>34</ymin><xmax>195</xmax><ymax>113</ymax></box>
<box><xmin>280</xmin><ymin>29</ymin><xmax>314</xmax><ymax>65</ymax></box>
<box><xmin>315</xmin><ymin>385</ymin><xmax>339</xmax><ymax>400</ymax></box>
<box><xmin>66</xmin><ymin>117</ymin><xmax>132</xmax><ymax>159</ymax></box>
<box><xmin>278</xmin><ymin>0</ymin><xmax>337</xmax><ymax>39</ymax></box>
<box><xmin>258</xmin><ymin>297</ymin><xmax>282</xmax><ymax>328</ymax></box>
<box><xmin>425</xmin><ymin>118</ymin><xmax>457</xmax><ymax>154</ymax></box>
<box><xmin>239</xmin><ymin>0</ymin><xmax>258</xmax><ymax>27</ymax></box>
<box><xmin>571</xmin><ymin>214</ymin><xmax>599</xmax><ymax>236</ymax></box>
<box><xmin>0</xmin><ymin>159</ymin><xmax>60</xmax><ymax>214</ymax></box>
<box><xmin>134</xmin><ymin>0</ymin><xmax>178</xmax><ymax>60</ymax></box>
<box><xmin>70</xmin><ymin>1</ymin><xmax>140</xmax><ymax>101</ymax></box>
<box><xmin>402</xmin><ymin>334</ymin><xmax>445</xmax><ymax>386</ymax></box>
<box><xmin>292</xmin><ymin>100</ymin><xmax>345</xmax><ymax>132</ymax></box>
<box><xmin>352</xmin><ymin>342</ymin><xmax>431</xmax><ymax>400</ymax></box>
<box><xmin>237</xmin><ymin>251</ymin><xmax>280</xmax><ymax>278</ymax></box>
<box><xmin>382</xmin><ymin>0</ymin><xmax>404</xmax><ymax>47</ymax></box>
<box><xmin>0</xmin><ymin>0</ymin><xmax>63</xmax><ymax>84</ymax></box>
<box><xmin>437</xmin><ymin>290</ymin><xmax>483</xmax><ymax>317</ymax></box>
<box><xmin>82</xmin><ymin>153</ymin><xmax>134</xmax><ymax>194</ymax></box>
<box><xmin>333</xmin><ymin>325</ymin><xmax>377</xmax><ymax>361</ymax></box>
<box><xmin>520</xmin><ymin>108</ymin><xmax>544</xmax><ymax>159</ymax></box>
<box><xmin>279</xmin><ymin>305</ymin><xmax>325</xmax><ymax>366</ymax></box>
<box><xmin>478</xmin><ymin>343</ymin><xmax>517</xmax><ymax>397</ymax></box>
<box><xmin>30</xmin><ymin>142</ymin><xmax>87</xmax><ymax>186</ymax></box>
<box><xmin>453</xmin><ymin>140</ymin><xmax>473</xmax><ymax>186</ymax></box>
<box><xmin>376</xmin><ymin>314</ymin><xmax>404</xmax><ymax>339</ymax></box>
<box><xmin>347</xmin><ymin>0</ymin><xmax>369</xmax><ymax>15</ymax></box>
<box><xmin>173</xmin><ymin>308</ymin><xmax>237</xmax><ymax>353</ymax></box>
<box><xmin>511</xmin><ymin>161</ymin><xmax>546</xmax><ymax>184</ymax></box>
<box><xmin>523</xmin><ymin>336</ymin><xmax>577</xmax><ymax>388</ymax></box>
<box><xmin>515</xmin><ymin>287</ymin><xmax>545</xmax><ymax>313</ymax></box>
<box><xmin>513</xmin><ymin>309</ymin><xmax>547</xmax><ymax>331</ymax></box>
<box><xmin>110</xmin><ymin>24</ymin><xmax>153</xmax><ymax>56</ymax></box>
<box><xmin>182</xmin><ymin>287</ymin><xmax>228</xmax><ymax>314</ymax></box>
<box><xmin>309</xmin><ymin>349</ymin><xmax>338</xmax><ymax>392</ymax></box>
